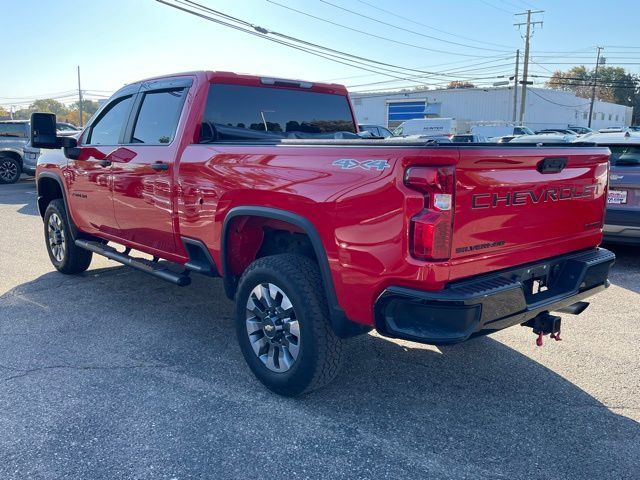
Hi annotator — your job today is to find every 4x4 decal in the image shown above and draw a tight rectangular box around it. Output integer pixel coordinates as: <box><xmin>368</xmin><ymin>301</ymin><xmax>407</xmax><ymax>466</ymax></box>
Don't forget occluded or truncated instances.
<box><xmin>332</xmin><ymin>159</ymin><xmax>390</xmax><ymax>171</ymax></box>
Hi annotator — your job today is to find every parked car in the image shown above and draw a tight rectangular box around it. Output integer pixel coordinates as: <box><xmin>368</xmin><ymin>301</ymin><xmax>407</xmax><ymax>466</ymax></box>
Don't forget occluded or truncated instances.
<box><xmin>451</xmin><ymin>134</ymin><xmax>487</xmax><ymax>143</ymax></box>
<box><xmin>568</xmin><ymin>126</ymin><xmax>594</xmax><ymax>135</ymax></box>
<box><xmin>31</xmin><ymin>70</ymin><xmax>614</xmax><ymax>395</ymax></box>
<box><xmin>488</xmin><ymin>135</ymin><xmax>518</xmax><ymax>143</ymax></box>
<box><xmin>509</xmin><ymin>133</ymin><xmax>577</xmax><ymax>144</ymax></box>
<box><xmin>358</xmin><ymin>124</ymin><xmax>394</xmax><ymax>138</ymax></box>
<box><xmin>627</xmin><ymin>126</ymin><xmax>640</xmax><ymax>132</ymax></box>
<box><xmin>535</xmin><ymin>128</ymin><xmax>580</xmax><ymax>136</ymax></box>
<box><xmin>599</xmin><ymin>127</ymin><xmax>625</xmax><ymax>133</ymax></box>
<box><xmin>0</xmin><ymin>120</ymin><xmax>37</xmax><ymax>183</ymax></box>
<box><xmin>56</xmin><ymin>122</ymin><xmax>82</xmax><ymax>137</ymax></box>
<box><xmin>579</xmin><ymin>131</ymin><xmax>640</xmax><ymax>245</ymax></box>
<box><xmin>471</xmin><ymin>124</ymin><xmax>534</xmax><ymax>138</ymax></box>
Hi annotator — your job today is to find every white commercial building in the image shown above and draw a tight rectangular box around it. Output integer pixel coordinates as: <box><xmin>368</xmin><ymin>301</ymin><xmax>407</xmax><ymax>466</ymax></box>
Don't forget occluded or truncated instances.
<box><xmin>350</xmin><ymin>86</ymin><xmax>633</xmax><ymax>131</ymax></box>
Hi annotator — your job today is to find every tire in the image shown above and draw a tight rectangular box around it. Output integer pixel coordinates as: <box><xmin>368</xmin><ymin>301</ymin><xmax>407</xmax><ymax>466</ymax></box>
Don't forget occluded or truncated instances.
<box><xmin>43</xmin><ymin>199</ymin><xmax>92</xmax><ymax>274</ymax></box>
<box><xmin>0</xmin><ymin>156</ymin><xmax>21</xmax><ymax>184</ymax></box>
<box><xmin>235</xmin><ymin>254</ymin><xmax>343</xmax><ymax>396</ymax></box>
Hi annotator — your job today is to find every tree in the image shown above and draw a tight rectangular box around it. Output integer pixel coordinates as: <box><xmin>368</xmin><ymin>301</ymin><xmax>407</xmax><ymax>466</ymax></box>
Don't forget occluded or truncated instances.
<box><xmin>0</xmin><ymin>106</ymin><xmax>9</xmax><ymax>119</ymax></box>
<box><xmin>30</xmin><ymin>99</ymin><xmax>69</xmax><ymax>116</ymax></box>
<box><xmin>70</xmin><ymin>100</ymin><xmax>100</xmax><ymax>116</ymax></box>
<box><xmin>546</xmin><ymin>65</ymin><xmax>639</xmax><ymax>106</ymax></box>
<box><xmin>446</xmin><ymin>81</ymin><xmax>476</xmax><ymax>89</ymax></box>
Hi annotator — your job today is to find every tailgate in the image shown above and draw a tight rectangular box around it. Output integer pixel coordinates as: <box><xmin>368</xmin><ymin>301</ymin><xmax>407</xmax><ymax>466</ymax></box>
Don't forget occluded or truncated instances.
<box><xmin>451</xmin><ymin>146</ymin><xmax>610</xmax><ymax>263</ymax></box>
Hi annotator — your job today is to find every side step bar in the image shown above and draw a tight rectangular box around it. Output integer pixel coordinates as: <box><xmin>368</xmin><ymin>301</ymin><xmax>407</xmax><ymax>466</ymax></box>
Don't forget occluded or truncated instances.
<box><xmin>75</xmin><ymin>239</ymin><xmax>191</xmax><ymax>286</ymax></box>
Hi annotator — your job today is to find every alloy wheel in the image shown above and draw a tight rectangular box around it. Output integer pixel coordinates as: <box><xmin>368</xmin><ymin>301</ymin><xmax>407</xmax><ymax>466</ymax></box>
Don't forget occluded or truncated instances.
<box><xmin>47</xmin><ymin>213</ymin><xmax>66</xmax><ymax>262</ymax></box>
<box><xmin>245</xmin><ymin>283</ymin><xmax>300</xmax><ymax>373</ymax></box>
<box><xmin>0</xmin><ymin>160</ymin><xmax>18</xmax><ymax>183</ymax></box>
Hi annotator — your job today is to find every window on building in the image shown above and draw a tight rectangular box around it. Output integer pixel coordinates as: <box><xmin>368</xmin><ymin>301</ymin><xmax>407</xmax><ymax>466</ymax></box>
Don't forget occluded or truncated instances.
<box><xmin>583</xmin><ymin>112</ymin><xmax>588</xmax><ymax>120</ymax></box>
<box><xmin>616</xmin><ymin>114</ymin><xmax>619</xmax><ymax>121</ymax></box>
<box><xmin>601</xmin><ymin>113</ymin><xmax>605</xmax><ymax>121</ymax></box>
<box><xmin>609</xmin><ymin>114</ymin><xmax>612</xmax><ymax>121</ymax></box>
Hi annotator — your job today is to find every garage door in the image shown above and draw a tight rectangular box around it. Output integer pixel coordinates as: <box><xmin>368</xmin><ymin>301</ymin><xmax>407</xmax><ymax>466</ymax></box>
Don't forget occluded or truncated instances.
<box><xmin>387</xmin><ymin>101</ymin><xmax>426</xmax><ymax>129</ymax></box>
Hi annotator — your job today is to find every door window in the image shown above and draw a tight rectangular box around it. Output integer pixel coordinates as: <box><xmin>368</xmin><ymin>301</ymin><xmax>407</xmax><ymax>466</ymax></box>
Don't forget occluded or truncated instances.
<box><xmin>131</xmin><ymin>89</ymin><xmax>185</xmax><ymax>145</ymax></box>
<box><xmin>86</xmin><ymin>95</ymin><xmax>134</xmax><ymax>145</ymax></box>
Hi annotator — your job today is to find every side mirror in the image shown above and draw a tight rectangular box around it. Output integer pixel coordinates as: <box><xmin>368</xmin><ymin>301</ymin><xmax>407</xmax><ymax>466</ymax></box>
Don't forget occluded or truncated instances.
<box><xmin>30</xmin><ymin>113</ymin><xmax>78</xmax><ymax>150</ymax></box>
<box><xmin>30</xmin><ymin>113</ymin><xmax>60</xmax><ymax>149</ymax></box>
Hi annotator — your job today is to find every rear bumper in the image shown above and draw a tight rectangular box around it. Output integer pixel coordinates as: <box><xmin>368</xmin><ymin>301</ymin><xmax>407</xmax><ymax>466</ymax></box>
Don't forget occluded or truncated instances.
<box><xmin>374</xmin><ymin>248</ymin><xmax>615</xmax><ymax>345</ymax></box>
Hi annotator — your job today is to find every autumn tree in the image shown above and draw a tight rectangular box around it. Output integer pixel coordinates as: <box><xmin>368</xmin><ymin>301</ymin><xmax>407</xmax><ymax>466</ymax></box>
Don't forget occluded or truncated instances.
<box><xmin>446</xmin><ymin>81</ymin><xmax>476</xmax><ymax>89</ymax></box>
<box><xmin>546</xmin><ymin>65</ymin><xmax>639</xmax><ymax>106</ymax></box>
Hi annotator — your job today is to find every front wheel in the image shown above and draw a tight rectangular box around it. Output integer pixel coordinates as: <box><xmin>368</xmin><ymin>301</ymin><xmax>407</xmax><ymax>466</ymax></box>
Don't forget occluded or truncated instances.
<box><xmin>235</xmin><ymin>254</ymin><xmax>343</xmax><ymax>396</ymax></box>
<box><xmin>44</xmin><ymin>199</ymin><xmax>93</xmax><ymax>274</ymax></box>
<box><xmin>0</xmin><ymin>156</ymin><xmax>21</xmax><ymax>184</ymax></box>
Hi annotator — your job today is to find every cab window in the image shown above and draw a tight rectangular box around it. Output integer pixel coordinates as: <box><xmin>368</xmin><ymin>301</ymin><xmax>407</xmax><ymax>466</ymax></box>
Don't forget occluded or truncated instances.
<box><xmin>86</xmin><ymin>96</ymin><xmax>134</xmax><ymax>145</ymax></box>
<box><xmin>130</xmin><ymin>89</ymin><xmax>186</xmax><ymax>145</ymax></box>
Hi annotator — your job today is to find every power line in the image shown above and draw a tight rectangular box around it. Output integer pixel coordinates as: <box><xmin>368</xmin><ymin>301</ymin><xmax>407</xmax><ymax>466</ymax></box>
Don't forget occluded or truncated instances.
<box><xmin>266</xmin><ymin>0</ymin><xmax>511</xmax><ymax>56</ymax></box>
<box><xmin>162</xmin><ymin>0</ymin><xmax>513</xmax><ymax>85</ymax></box>
<box><xmin>477</xmin><ymin>0</ymin><xmax>515</xmax><ymax>15</ymax></box>
<box><xmin>353</xmin><ymin>0</ymin><xmax>515</xmax><ymax>49</ymax></box>
<box><xmin>317</xmin><ymin>0</ymin><xmax>512</xmax><ymax>53</ymax></box>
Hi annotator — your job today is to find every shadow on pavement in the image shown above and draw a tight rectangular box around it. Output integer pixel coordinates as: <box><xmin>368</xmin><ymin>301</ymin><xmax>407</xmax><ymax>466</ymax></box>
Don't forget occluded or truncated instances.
<box><xmin>0</xmin><ymin>177</ymin><xmax>38</xmax><ymax>216</ymax></box>
<box><xmin>0</xmin><ymin>265</ymin><xmax>637</xmax><ymax>479</ymax></box>
<box><xmin>604</xmin><ymin>243</ymin><xmax>640</xmax><ymax>293</ymax></box>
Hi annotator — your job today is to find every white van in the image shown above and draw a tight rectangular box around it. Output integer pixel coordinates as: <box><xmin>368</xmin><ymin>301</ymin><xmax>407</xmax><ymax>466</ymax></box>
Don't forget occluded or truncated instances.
<box><xmin>393</xmin><ymin>118</ymin><xmax>458</xmax><ymax>137</ymax></box>
<box><xmin>471</xmin><ymin>125</ymin><xmax>534</xmax><ymax>138</ymax></box>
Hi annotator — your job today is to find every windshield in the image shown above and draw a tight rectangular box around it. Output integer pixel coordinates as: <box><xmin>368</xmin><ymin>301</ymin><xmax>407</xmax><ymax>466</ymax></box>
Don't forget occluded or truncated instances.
<box><xmin>515</xmin><ymin>126</ymin><xmax>534</xmax><ymax>135</ymax></box>
<box><xmin>609</xmin><ymin>146</ymin><xmax>640</xmax><ymax>167</ymax></box>
<box><xmin>200</xmin><ymin>84</ymin><xmax>356</xmax><ymax>142</ymax></box>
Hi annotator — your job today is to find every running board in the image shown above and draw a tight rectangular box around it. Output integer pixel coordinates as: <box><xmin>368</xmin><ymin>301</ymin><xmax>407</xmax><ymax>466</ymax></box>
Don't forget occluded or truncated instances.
<box><xmin>75</xmin><ymin>239</ymin><xmax>191</xmax><ymax>286</ymax></box>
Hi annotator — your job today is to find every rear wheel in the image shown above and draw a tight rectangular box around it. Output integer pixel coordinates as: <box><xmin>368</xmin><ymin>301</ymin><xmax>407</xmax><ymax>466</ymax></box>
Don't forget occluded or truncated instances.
<box><xmin>235</xmin><ymin>254</ymin><xmax>343</xmax><ymax>396</ymax></box>
<box><xmin>44</xmin><ymin>199</ymin><xmax>92</xmax><ymax>274</ymax></box>
<box><xmin>0</xmin><ymin>156</ymin><xmax>21</xmax><ymax>184</ymax></box>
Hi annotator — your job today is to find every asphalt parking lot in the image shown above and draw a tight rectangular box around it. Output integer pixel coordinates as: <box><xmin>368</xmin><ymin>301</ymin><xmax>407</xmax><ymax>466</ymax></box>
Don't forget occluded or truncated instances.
<box><xmin>0</xmin><ymin>178</ymin><xmax>638</xmax><ymax>480</ymax></box>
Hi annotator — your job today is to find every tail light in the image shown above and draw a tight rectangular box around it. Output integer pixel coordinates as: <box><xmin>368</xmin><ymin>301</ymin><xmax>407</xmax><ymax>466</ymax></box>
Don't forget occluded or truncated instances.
<box><xmin>404</xmin><ymin>166</ymin><xmax>455</xmax><ymax>261</ymax></box>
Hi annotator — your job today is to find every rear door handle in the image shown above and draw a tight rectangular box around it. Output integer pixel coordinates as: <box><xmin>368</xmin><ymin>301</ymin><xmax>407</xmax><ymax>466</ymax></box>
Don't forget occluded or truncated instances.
<box><xmin>150</xmin><ymin>162</ymin><xmax>169</xmax><ymax>171</ymax></box>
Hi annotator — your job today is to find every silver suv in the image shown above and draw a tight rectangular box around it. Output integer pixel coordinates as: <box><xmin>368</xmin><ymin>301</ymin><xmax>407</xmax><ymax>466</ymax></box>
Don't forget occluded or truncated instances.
<box><xmin>0</xmin><ymin>120</ymin><xmax>39</xmax><ymax>184</ymax></box>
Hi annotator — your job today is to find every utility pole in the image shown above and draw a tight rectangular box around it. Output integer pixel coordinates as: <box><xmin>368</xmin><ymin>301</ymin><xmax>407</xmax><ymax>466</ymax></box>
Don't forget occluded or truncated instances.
<box><xmin>512</xmin><ymin>49</ymin><xmax>520</xmax><ymax>122</ymax></box>
<box><xmin>515</xmin><ymin>10</ymin><xmax>544</xmax><ymax>125</ymax></box>
<box><xmin>77</xmin><ymin>66</ymin><xmax>84</xmax><ymax>128</ymax></box>
<box><xmin>588</xmin><ymin>47</ymin><xmax>604</xmax><ymax>128</ymax></box>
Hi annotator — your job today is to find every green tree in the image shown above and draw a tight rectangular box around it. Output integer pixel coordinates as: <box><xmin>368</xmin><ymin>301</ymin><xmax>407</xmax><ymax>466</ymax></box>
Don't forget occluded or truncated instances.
<box><xmin>30</xmin><ymin>99</ymin><xmax>69</xmax><ymax>116</ymax></box>
<box><xmin>70</xmin><ymin>99</ymin><xmax>100</xmax><ymax>116</ymax></box>
<box><xmin>0</xmin><ymin>106</ymin><xmax>9</xmax><ymax>119</ymax></box>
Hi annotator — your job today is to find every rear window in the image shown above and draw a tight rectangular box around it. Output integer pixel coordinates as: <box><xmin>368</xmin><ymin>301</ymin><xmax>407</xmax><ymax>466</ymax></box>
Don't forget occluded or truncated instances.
<box><xmin>200</xmin><ymin>84</ymin><xmax>355</xmax><ymax>142</ymax></box>
<box><xmin>131</xmin><ymin>88</ymin><xmax>185</xmax><ymax>144</ymax></box>
<box><xmin>0</xmin><ymin>123</ymin><xmax>26</xmax><ymax>138</ymax></box>
<box><xmin>609</xmin><ymin>146</ymin><xmax>640</xmax><ymax>167</ymax></box>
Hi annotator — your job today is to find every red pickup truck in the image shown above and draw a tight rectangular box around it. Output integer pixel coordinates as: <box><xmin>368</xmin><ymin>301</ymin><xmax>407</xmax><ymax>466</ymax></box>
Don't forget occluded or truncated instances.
<box><xmin>31</xmin><ymin>71</ymin><xmax>615</xmax><ymax>396</ymax></box>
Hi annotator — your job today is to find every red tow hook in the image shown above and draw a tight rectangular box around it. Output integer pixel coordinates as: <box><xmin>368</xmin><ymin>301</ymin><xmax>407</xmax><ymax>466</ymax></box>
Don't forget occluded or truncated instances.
<box><xmin>526</xmin><ymin>312</ymin><xmax>563</xmax><ymax>347</ymax></box>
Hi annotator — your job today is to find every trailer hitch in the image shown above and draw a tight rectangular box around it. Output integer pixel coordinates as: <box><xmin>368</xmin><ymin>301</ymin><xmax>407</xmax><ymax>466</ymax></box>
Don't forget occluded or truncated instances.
<box><xmin>523</xmin><ymin>312</ymin><xmax>562</xmax><ymax>347</ymax></box>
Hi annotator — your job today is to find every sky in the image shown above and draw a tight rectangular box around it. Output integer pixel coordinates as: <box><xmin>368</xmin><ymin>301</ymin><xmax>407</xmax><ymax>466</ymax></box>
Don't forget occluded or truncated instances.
<box><xmin>2</xmin><ymin>0</ymin><xmax>640</xmax><ymax>109</ymax></box>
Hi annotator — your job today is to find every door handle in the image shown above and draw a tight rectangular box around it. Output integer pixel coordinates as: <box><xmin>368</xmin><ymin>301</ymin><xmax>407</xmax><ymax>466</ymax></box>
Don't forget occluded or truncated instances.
<box><xmin>97</xmin><ymin>159</ymin><xmax>112</xmax><ymax>167</ymax></box>
<box><xmin>150</xmin><ymin>162</ymin><xmax>169</xmax><ymax>171</ymax></box>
